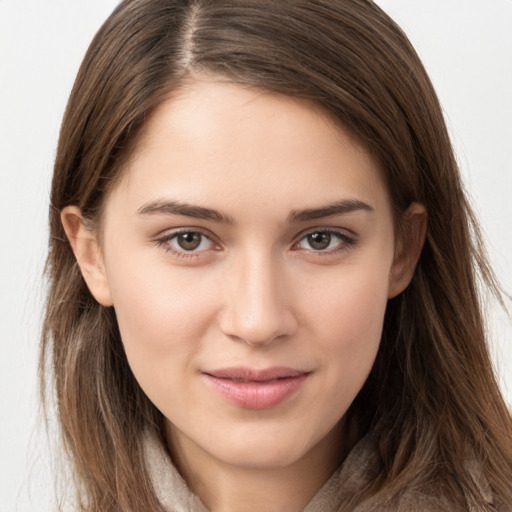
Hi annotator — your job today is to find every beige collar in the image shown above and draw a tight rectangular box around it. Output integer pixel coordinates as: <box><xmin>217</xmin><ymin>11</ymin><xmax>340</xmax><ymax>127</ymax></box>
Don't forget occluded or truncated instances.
<box><xmin>143</xmin><ymin>430</ymin><xmax>355</xmax><ymax>512</ymax></box>
<box><xmin>143</xmin><ymin>429</ymin><xmax>493</xmax><ymax>512</ymax></box>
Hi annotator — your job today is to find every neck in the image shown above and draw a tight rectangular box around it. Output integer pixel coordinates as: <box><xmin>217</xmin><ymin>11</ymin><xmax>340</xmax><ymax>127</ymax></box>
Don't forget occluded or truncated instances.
<box><xmin>165</xmin><ymin>422</ymin><xmax>347</xmax><ymax>512</ymax></box>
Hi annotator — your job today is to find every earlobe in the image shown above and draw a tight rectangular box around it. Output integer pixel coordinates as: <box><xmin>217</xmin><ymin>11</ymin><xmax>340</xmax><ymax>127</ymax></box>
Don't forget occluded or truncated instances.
<box><xmin>388</xmin><ymin>202</ymin><xmax>427</xmax><ymax>298</ymax></box>
<box><xmin>61</xmin><ymin>206</ymin><xmax>113</xmax><ymax>306</ymax></box>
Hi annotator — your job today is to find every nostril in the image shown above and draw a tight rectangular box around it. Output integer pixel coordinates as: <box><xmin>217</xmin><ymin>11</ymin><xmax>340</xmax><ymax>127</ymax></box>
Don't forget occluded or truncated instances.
<box><xmin>219</xmin><ymin>310</ymin><xmax>298</xmax><ymax>348</ymax></box>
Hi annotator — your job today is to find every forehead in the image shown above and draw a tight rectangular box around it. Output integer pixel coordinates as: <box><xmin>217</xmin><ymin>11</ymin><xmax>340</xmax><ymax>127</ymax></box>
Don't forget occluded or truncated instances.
<box><xmin>108</xmin><ymin>79</ymin><xmax>390</xmax><ymax>220</ymax></box>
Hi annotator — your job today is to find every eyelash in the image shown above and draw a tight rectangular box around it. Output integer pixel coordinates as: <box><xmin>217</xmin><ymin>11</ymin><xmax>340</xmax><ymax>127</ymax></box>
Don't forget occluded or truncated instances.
<box><xmin>292</xmin><ymin>228</ymin><xmax>357</xmax><ymax>255</ymax></box>
<box><xmin>154</xmin><ymin>228</ymin><xmax>218</xmax><ymax>259</ymax></box>
<box><xmin>154</xmin><ymin>227</ymin><xmax>357</xmax><ymax>259</ymax></box>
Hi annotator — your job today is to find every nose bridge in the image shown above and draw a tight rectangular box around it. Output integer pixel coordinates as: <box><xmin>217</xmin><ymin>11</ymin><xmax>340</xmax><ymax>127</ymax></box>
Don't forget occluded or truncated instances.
<box><xmin>220</xmin><ymin>246</ymin><xmax>296</xmax><ymax>346</ymax></box>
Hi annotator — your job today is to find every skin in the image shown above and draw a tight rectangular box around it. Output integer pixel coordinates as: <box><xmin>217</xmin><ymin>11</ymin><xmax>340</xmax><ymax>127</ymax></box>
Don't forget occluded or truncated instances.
<box><xmin>63</xmin><ymin>79</ymin><xmax>426</xmax><ymax>512</ymax></box>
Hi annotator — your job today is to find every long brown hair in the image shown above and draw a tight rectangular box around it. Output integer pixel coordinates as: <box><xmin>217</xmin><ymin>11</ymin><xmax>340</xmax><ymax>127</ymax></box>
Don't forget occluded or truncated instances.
<box><xmin>41</xmin><ymin>1</ymin><xmax>512</xmax><ymax>510</ymax></box>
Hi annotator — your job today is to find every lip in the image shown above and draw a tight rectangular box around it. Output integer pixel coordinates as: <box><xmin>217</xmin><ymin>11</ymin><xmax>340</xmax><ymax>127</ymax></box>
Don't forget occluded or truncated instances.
<box><xmin>202</xmin><ymin>366</ymin><xmax>310</xmax><ymax>410</ymax></box>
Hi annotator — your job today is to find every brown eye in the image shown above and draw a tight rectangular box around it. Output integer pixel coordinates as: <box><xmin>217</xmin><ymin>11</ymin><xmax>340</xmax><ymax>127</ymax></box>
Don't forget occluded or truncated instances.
<box><xmin>307</xmin><ymin>232</ymin><xmax>331</xmax><ymax>250</ymax></box>
<box><xmin>158</xmin><ymin>230</ymin><xmax>215</xmax><ymax>254</ymax></box>
<box><xmin>295</xmin><ymin>229</ymin><xmax>354</xmax><ymax>253</ymax></box>
<box><xmin>177</xmin><ymin>232</ymin><xmax>203</xmax><ymax>251</ymax></box>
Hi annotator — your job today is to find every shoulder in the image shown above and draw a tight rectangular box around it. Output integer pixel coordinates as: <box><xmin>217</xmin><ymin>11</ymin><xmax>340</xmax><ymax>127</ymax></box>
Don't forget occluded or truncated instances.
<box><xmin>328</xmin><ymin>430</ymin><xmax>499</xmax><ymax>512</ymax></box>
<box><xmin>350</xmin><ymin>478</ymin><xmax>496</xmax><ymax>512</ymax></box>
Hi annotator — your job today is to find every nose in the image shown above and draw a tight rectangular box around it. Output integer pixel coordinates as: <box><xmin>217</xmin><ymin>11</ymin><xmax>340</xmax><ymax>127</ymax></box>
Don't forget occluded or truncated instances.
<box><xmin>218</xmin><ymin>251</ymin><xmax>298</xmax><ymax>347</ymax></box>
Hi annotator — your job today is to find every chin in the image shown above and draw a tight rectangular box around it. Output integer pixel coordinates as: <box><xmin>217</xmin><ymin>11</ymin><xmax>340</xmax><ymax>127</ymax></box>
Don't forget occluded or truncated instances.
<box><xmin>213</xmin><ymin>440</ymin><xmax>309</xmax><ymax>470</ymax></box>
<box><xmin>206</xmin><ymin>422</ymin><xmax>333</xmax><ymax>470</ymax></box>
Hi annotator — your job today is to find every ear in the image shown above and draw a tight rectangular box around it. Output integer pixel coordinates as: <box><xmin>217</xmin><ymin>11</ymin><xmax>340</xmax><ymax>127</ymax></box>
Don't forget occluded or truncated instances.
<box><xmin>61</xmin><ymin>206</ymin><xmax>113</xmax><ymax>306</ymax></box>
<box><xmin>388</xmin><ymin>202</ymin><xmax>427</xmax><ymax>298</ymax></box>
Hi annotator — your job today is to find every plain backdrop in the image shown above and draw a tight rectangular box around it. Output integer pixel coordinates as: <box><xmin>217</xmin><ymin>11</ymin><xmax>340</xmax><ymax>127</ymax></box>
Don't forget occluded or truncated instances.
<box><xmin>1</xmin><ymin>1</ymin><xmax>511</xmax><ymax>510</ymax></box>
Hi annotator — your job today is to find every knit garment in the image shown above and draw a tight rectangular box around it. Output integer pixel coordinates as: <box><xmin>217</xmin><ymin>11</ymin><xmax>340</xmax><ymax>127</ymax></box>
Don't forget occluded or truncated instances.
<box><xmin>143</xmin><ymin>430</ymin><xmax>496</xmax><ymax>512</ymax></box>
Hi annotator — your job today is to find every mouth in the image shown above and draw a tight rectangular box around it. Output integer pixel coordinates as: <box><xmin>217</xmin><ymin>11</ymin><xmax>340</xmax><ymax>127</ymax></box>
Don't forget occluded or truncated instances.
<box><xmin>202</xmin><ymin>367</ymin><xmax>311</xmax><ymax>410</ymax></box>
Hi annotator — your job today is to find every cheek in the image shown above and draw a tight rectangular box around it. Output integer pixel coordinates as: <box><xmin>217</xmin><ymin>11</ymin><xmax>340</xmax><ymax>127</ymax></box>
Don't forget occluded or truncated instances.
<box><xmin>308</xmin><ymin>261</ymin><xmax>390</xmax><ymax>342</ymax></box>
<box><xmin>104</xmin><ymin>252</ymin><xmax>219</xmax><ymax>391</ymax></box>
<box><xmin>304</xmin><ymin>262</ymin><xmax>391</xmax><ymax>395</ymax></box>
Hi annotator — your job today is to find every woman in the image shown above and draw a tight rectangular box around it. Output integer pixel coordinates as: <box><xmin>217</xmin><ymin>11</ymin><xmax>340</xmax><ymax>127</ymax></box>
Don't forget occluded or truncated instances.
<box><xmin>41</xmin><ymin>0</ymin><xmax>512</xmax><ymax>510</ymax></box>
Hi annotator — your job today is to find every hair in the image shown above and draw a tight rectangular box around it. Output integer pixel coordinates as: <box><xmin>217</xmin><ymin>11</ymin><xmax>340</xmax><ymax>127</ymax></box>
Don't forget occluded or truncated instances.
<box><xmin>41</xmin><ymin>0</ymin><xmax>512</xmax><ymax>510</ymax></box>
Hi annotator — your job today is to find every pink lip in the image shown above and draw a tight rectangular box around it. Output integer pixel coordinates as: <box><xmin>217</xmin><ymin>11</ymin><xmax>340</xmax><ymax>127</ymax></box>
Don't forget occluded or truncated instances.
<box><xmin>202</xmin><ymin>367</ymin><xmax>310</xmax><ymax>410</ymax></box>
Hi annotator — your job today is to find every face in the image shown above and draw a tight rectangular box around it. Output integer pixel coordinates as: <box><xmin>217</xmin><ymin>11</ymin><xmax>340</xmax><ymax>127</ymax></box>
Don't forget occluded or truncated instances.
<box><xmin>66</xmin><ymin>79</ymin><xmax>421</xmax><ymax>472</ymax></box>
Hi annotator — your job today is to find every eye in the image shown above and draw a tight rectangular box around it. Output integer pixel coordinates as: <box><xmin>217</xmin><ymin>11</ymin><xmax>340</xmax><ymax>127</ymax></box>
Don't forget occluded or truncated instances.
<box><xmin>295</xmin><ymin>229</ymin><xmax>354</xmax><ymax>252</ymax></box>
<box><xmin>156</xmin><ymin>230</ymin><xmax>215</xmax><ymax>255</ymax></box>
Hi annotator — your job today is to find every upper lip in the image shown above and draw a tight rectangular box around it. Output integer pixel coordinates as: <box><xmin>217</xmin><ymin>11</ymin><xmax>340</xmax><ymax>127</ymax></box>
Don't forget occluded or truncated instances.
<box><xmin>203</xmin><ymin>366</ymin><xmax>309</xmax><ymax>382</ymax></box>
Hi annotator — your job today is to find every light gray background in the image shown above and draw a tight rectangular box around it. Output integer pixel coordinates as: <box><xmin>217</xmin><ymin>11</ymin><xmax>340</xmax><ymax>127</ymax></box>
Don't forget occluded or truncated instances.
<box><xmin>1</xmin><ymin>1</ymin><xmax>511</xmax><ymax>510</ymax></box>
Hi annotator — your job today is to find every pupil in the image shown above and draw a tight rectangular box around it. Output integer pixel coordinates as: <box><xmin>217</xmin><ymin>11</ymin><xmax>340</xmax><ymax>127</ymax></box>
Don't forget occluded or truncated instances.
<box><xmin>177</xmin><ymin>232</ymin><xmax>201</xmax><ymax>250</ymax></box>
<box><xmin>308</xmin><ymin>232</ymin><xmax>331</xmax><ymax>250</ymax></box>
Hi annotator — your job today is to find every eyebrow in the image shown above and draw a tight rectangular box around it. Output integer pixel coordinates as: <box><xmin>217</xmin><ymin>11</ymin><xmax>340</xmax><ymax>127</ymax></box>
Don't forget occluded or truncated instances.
<box><xmin>137</xmin><ymin>198</ymin><xmax>374</xmax><ymax>224</ymax></box>
<box><xmin>288</xmin><ymin>199</ymin><xmax>374</xmax><ymax>223</ymax></box>
<box><xmin>138</xmin><ymin>199</ymin><xmax>235</xmax><ymax>224</ymax></box>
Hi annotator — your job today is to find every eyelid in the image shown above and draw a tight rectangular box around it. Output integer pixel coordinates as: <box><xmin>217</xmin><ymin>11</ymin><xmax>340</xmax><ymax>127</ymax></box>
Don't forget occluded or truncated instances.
<box><xmin>154</xmin><ymin>225</ymin><xmax>213</xmax><ymax>238</ymax></box>
<box><xmin>154</xmin><ymin>227</ymin><xmax>221</xmax><ymax>258</ymax></box>
<box><xmin>292</xmin><ymin>227</ymin><xmax>357</xmax><ymax>253</ymax></box>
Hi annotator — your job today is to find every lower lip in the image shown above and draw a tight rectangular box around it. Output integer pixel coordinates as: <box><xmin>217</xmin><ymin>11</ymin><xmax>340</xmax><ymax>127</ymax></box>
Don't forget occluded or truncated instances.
<box><xmin>203</xmin><ymin>373</ymin><xmax>309</xmax><ymax>410</ymax></box>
